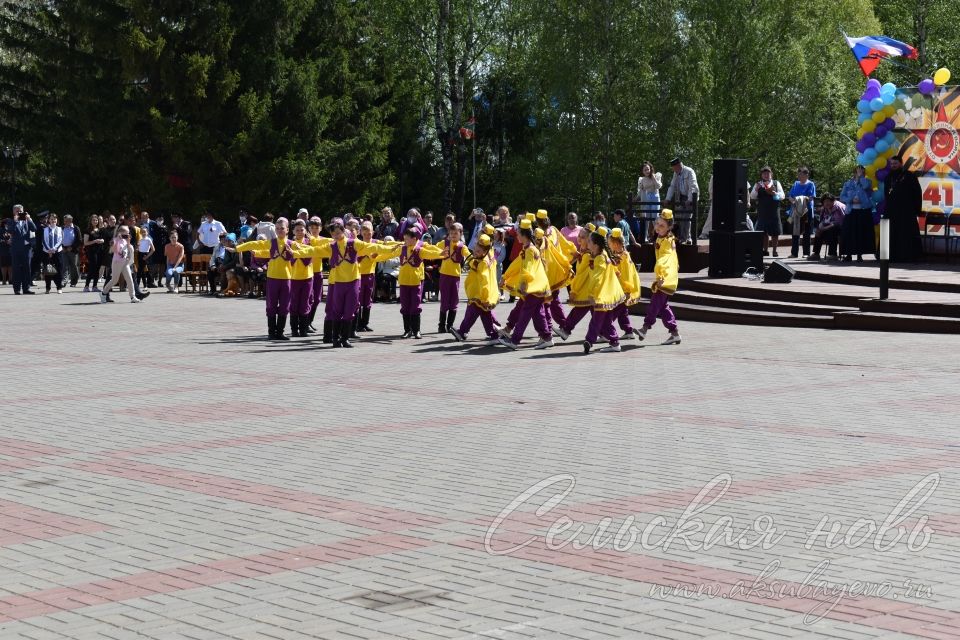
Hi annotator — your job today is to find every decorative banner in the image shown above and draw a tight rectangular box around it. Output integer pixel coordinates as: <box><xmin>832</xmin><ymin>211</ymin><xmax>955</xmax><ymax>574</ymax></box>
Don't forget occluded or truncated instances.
<box><xmin>892</xmin><ymin>86</ymin><xmax>960</xmax><ymax>217</ymax></box>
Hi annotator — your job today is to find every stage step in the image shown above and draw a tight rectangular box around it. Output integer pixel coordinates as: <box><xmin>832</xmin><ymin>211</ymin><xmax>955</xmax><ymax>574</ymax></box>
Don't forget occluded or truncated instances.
<box><xmin>795</xmin><ymin>268</ymin><xmax>960</xmax><ymax>294</ymax></box>
<box><xmin>660</xmin><ymin>302</ymin><xmax>835</xmax><ymax>329</ymax></box>
<box><xmin>669</xmin><ymin>289</ymin><xmax>855</xmax><ymax>317</ymax></box>
<box><xmin>680</xmin><ymin>277</ymin><xmax>869</xmax><ymax>308</ymax></box>
<box><xmin>833</xmin><ymin>312</ymin><xmax>960</xmax><ymax>334</ymax></box>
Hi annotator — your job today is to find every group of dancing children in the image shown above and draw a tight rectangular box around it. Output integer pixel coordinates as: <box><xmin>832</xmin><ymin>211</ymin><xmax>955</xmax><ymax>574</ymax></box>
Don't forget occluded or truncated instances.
<box><xmin>232</xmin><ymin>208</ymin><xmax>681</xmax><ymax>352</ymax></box>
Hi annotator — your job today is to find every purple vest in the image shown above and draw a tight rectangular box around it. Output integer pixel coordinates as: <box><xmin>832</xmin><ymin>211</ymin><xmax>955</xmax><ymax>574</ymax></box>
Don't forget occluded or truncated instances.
<box><xmin>444</xmin><ymin>239</ymin><xmax>465</xmax><ymax>264</ymax></box>
<box><xmin>400</xmin><ymin>241</ymin><xmax>424</xmax><ymax>267</ymax></box>
<box><xmin>270</xmin><ymin>237</ymin><xmax>294</xmax><ymax>262</ymax></box>
<box><xmin>329</xmin><ymin>238</ymin><xmax>357</xmax><ymax>269</ymax></box>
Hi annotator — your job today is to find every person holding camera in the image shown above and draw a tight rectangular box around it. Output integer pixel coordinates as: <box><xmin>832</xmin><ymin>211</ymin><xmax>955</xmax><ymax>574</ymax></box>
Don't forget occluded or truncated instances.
<box><xmin>4</xmin><ymin>204</ymin><xmax>36</xmax><ymax>294</ymax></box>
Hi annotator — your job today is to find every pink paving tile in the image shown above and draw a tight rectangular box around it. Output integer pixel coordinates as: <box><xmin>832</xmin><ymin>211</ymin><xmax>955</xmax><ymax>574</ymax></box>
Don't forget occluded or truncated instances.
<box><xmin>451</xmin><ymin>534</ymin><xmax>960</xmax><ymax>640</ymax></box>
<box><xmin>67</xmin><ymin>459</ymin><xmax>446</xmax><ymax>532</ymax></box>
<box><xmin>0</xmin><ymin>533</ymin><xmax>431</xmax><ymax>623</ymax></box>
<box><xmin>0</xmin><ymin>438</ymin><xmax>76</xmax><ymax>459</ymax></box>
<box><xmin>0</xmin><ymin>498</ymin><xmax>110</xmax><ymax>547</ymax></box>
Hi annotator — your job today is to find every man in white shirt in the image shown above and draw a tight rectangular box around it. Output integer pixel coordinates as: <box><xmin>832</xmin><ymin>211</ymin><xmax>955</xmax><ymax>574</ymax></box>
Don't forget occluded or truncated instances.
<box><xmin>665</xmin><ymin>158</ymin><xmax>700</xmax><ymax>244</ymax></box>
<box><xmin>196</xmin><ymin>212</ymin><xmax>226</xmax><ymax>255</ymax></box>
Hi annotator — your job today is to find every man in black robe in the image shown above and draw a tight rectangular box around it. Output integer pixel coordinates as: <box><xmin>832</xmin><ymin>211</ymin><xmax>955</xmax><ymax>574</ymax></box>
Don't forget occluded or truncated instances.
<box><xmin>883</xmin><ymin>156</ymin><xmax>923</xmax><ymax>263</ymax></box>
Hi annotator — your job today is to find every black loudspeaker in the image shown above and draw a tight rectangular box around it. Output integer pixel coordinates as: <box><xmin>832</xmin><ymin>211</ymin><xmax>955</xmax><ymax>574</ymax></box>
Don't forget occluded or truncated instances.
<box><xmin>763</xmin><ymin>259</ymin><xmax>795</xmax><ymax>284</ymax></box>
<box><xmin>709</xmin><ymin>230</ymin><xmax>764</xmax><ymax>277</ymax></box>
<box><xmin>712</xmin><ymin>158</ymin><xmax>749</xmax><ymax>232</ymax></box>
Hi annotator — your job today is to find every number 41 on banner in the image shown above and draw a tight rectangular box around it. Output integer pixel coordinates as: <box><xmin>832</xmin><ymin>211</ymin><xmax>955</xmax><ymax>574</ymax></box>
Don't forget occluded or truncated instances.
<box><xmin>923</xmin><ymin>181</ymin><xmax>955</xmax><ymax>209</ymax></box>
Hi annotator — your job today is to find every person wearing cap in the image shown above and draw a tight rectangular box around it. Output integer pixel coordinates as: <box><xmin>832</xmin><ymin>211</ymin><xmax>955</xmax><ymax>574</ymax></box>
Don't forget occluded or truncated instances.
<box><xmin>553</xmin><ymin>226</ymin><xmax>595</xmax><ymax>340</ymax></box>
<box><xmin>637</xmin><ymin>210</ymin><xmax>681</xmax><ymax>345</ymax></box>
<box><xmin>578</xmin><ymin>226</ymin><xmax>626</xmax><ymax>353</ymax></box>
<box><xmin>376</xmin><ymin>226</ymin><xmax>444</xmax><ymax>339</ymax></box>
<box><xmin>607</xmin><ymin>227</ymin><xmax>643</xmax><ymax>340</ymax></box>
<box><xmin>536</xmin><ymin>209</ymin><xmax>576</xmax><ymax>332</ymax></box>
<box><xmin>235</xmin><ymin>217</ymin><xmax>306</xmax><ymax>340</ymax></box>
<box><xmin>496</xmin><ymin>218</ymin><xmax>553</xmax><ymax>350</ymax></box>
<box><xmin>434</xmin><ymin>221</ymin><xmax>471</xmax><ymax>334</ymax></box>
<box><xmin>665</xmin><ymin>158</ymin><xmax>699</xmax><ymax>244</ymax></box>
<box><xmin>450</xmin><ymin>233</ymin><xmax>501</xmax><ymax>344</ymax></box>
<box><xmin>295</xmin><ymin>218</ymin><xmax>389</xmax><ymax>347</ymax></box>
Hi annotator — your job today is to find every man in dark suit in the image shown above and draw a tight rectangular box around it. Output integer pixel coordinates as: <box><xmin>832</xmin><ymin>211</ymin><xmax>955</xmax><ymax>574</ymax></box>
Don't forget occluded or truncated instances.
<box><xmin>5</xmin><ymin>204</ymin><xmax>36</xmax><ymax>294</ymax></box>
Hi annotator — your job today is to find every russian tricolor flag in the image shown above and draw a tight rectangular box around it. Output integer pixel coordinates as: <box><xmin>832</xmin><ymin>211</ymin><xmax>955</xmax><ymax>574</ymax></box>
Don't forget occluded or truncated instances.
<box><xmin>845</xmin><ymin>34</ymin><xmax>918</xmax><ymax>76</ymax></box>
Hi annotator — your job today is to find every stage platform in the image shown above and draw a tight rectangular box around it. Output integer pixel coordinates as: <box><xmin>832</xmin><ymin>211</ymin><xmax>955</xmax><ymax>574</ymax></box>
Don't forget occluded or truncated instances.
<box><xmin>631</xmin><ymin>255</ymin><xmax>960</xmax><ymax>333</ymax></box>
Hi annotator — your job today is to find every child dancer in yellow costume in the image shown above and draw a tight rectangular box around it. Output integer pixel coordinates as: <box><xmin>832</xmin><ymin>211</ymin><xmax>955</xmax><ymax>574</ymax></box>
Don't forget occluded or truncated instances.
<box><xmin>535</xmin><ymin>209</ymin><xmax>576</xmax><ymax>331</ymax></box>
<box><xmin>607</xmin><ymin>227</ymin><xmax>642</xmax><ymax>340</ymax></box>
<box><xmin>435</xmin><ymin>222</ymin><xmax>471</xmax><ymax>334</ymax></box>
<box><xmin>497</xmin><ymin>219</ymin><xmax>554</xmax><ymax>350</ymax></box>
<box><xmin>235</xmin><ymin>218</ymin><xmax>303</xmax><ymax>341</ymax></box>
<box><xmin>637</xmin><ymin>209</ymin><xmax>681</xmax><ymax>345</ymax></box>
<box><xmin>449</xmin><ymin>233</ymin><xmax>501</xmax><ymax>344</ymax></box>
<box><xmin>378</xmin><ymin>226</ymin><xmax>444</xmax><ymax>339</ymax></box>
<box><xmin>581</xmin><ymin>226</ymin><xmax>626</xmax><ymax>354</ymax></box>
<box><xmin>554</xmin><ymin>225</ymin><xmax>593</xmax><ymax>341</ymax></box>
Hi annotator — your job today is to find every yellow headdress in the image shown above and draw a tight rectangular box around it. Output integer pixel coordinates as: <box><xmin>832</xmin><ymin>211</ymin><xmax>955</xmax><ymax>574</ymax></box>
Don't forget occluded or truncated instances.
<box><xmin>660</xmin><ymin>209</ymin><xmax>674</xmax><ymax>221</ymax></box>
<box><xmin>519</xmin><ymin>219</ymin><xmax>533</xmax><ymax>230</ymax></box>
<box><xmin>534</xmin><ymin>227</ymin><xmax>545</xmax><ymax>239</ymax></box>
<box><xmin>525</xmin><ymin>212</ymin><xmax>536</xmax><ymax>222</ymax></box>
<box><xmin>610</xmin><ymin>228</ymin><xmax>624</xmax><ymax>240</ymax></box>
<box><xmin>596</xmin><ymin>226</ymin><xmax>609</xmax><ymax>238</ymax></box>
<box><xmin>477</xmin><ymin>233</ymin><xmax>492</xmax><ymax>248</ymax></box>
<box><xmin>585</xmin><ymin>222</ymin><xmax>596</xmax><ymax>232</ymax></box>
<box><xmin>536</xmin><ymin>209</ymin><xmax>549</xmax><ymax>220</ymax></box>
<box><xmin>483</xmin><ymin>223</ymin><xmax>495</xmax><ymax>236</ymax></box>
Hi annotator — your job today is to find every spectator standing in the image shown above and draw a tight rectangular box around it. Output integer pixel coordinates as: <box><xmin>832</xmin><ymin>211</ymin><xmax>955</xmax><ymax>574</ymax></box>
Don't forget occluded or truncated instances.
<box><xmin>59</xmin><ymin>215</ymin><xmax>82</xmax><ymax>287</ymax></box>
<box><xmin>136</xmin><ymin>226</ymin><xmax>155</xmax><ymax>288</ymax></box>
<box><xmin>612</xmin><ymin>209</ymin><xmax>637</xmax><ymax>246</ymax></box>
<box><xmin>433</xmin><ymin>214</ymin><xmax>453</xmax><ymax>243</ymax></box>
<box><xmin>164</xmin><ymin>230</ymin><xmax>185</xmax><ymax>292</ymax></box>
<box><xmin>83</xmin><ymin>215</ymin><xmax>104</xmax><ymax>291</ymax></box>
<box><xmin>42</xmin><ymin>213</ymin><xmax>64</xmax><ymax>293</ymax></box>
<box><xmin>207</xmin><ymin>231</ymin><xmax>228</xmax><ymax>295</ymax></box>
<box><xmin>376</xmin><ymin>207</ymin><xmax>398</xmax><ymax>240</ymax></box>
<box><xmin>637</xmin><ymin>161</ymin><xmax>662</xmax><ymax>241</ymax></box>
<box><xmin>788</xmin><ymin>167</ymin><xmax>816</xmax><ymax>258</ymax></box>
<box><xmin>99</xmin><ymin>213</ymin><xmax>116</xmax><ymax>285</ymax></box>
<box><xmin>750</xmin><ymin>166</ymin><xmax>785</xmax><ymax>257</ymax></box>
<box><xmin>665</xmin><ymin>158</ymin><xmax>699</xmax><ymax>243</ymax></box>
<box><xmin>423</xmin><ymin>212</ymin><xmax>439</xmax><ymax>239</ymax></box>
<box><xmin>196</xmin><ymin>212</ymin><xmax>226</xmax><ymax>255</ymax></box>
<box><xmin>593</xmin><ymin>211</ymin><xmax>608</xmax><ymax>231</ymax></box>
<box><xmin>883</xmin><ymin>155</ymin><xmax>923</xmax><ymax>263</ymax></box>
<box><xmin>398</xmin><ymin>208</ymin><xmax>425</xmax><ymax>237</ymax></box>
<box><xmin>147</xmin><ymin>212</ymin><xmax>168</xmax><ymax>286</ymax></box>
<box><xmin>494</xmin><ymin>206</ymin><xmax>512</xmax><ymax>226</ymax></box>
<box><xmin>466</xmin><ymin>208</ymin><xmax>487</xmax><ymax>250</ymax></box>
<box><xmin>0</xmin><ymin>213</ymin><xmax>10</xmax><ymax>285</ymax></box>
<box><xmin>560</xmin><ymin>212</ymin><xmax>582</xmax><ymax>246</ymax></box>
<box><xmin>810</xmin><ymin>194</ymin><xmax>845</xmax><ymax>261</ymax></box>
<box><xmin>5</xmin><ymin>205</ymin><xmax>36</xmax><ymax>294</ymax></box>
<box><xmin>838</xmin><ymin>165</ymin><xmax>875</xmax><ymax>262</ymax></box>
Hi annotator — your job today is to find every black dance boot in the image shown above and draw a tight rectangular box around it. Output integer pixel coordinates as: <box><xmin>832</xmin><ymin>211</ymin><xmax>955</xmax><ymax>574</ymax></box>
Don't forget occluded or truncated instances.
<box><xmin>267</xmin><ymin>314</ymin><xmax>278</xmax><ymax>340</ymax></box>
<box><xmin>276</xmin><ymin>314</ymin><xmax>291</xmax><ymax>341</ymax></box>
<box><xmin>360</xmin><ymin>307</ymin><xmax>373</xmax><ymax>332</ymax></box>
<box><xmin>322</xmin><ymin>320</ymin><xmax>333</xmax><ymax>344</ymax></box>
<box><xmin>306</xmin><ymin>308</ymin><xmax>318</xmax><ymax>333</ymax></box>
<box><xmin>413</xmin><ymin>314</ymin><xmax>423</xmax><ymax>339</ymax></box>
<box><xmin>339</xmin><ymin>321</ymin><xmax>354</xmax><ymax>348</ymax></box>
<box><xmin>446</xmin><ymin>310</ymin><xmax>457</xmax><ymax>333</ymax></box>
<box><xmin>349</xmin><ymin>315</ymin><xmax>361</xmax><ymax>339</ymax></box>
<box><xmin>438</xmin><ymin>311</ymin><xmax>446</xmax><ymax>334</ymax></box>
<box><xmin>290</xmin><ymin>315</ymin><xmax>302</xmax><ymax>337</ymax></box>
<box><xmin>402</xmin><ymin>314</ymin><xmax>411</xmax><ymax>338</ymax></box>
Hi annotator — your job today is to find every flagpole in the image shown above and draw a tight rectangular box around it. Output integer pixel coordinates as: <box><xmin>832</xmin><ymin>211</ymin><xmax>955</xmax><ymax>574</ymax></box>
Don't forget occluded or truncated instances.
<box><xmin>472</xmin><ymin>120</ymin><xmax>476</xmax><ymax>212</ymax></box>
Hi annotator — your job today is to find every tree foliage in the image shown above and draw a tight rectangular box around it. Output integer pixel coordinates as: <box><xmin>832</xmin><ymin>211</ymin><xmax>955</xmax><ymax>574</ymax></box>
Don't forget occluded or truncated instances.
<box><xmin>2</xmin><ymin>0</ymin><xmax>958</xmax><ymax>220</ymax></box>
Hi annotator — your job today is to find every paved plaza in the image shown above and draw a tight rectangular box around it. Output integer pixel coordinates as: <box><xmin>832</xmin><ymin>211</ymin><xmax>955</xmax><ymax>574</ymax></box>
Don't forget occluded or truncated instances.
<box><xmin>2</xmin><ymin>286</ymin><xmax>960</xmax><ymax>640</ymax></box>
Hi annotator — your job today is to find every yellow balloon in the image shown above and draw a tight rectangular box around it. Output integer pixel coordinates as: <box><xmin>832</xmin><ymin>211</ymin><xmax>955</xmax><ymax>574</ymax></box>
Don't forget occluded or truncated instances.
<box><xmin>872</xmin><ymin>111</ymin><xmax>885</xmax><ymax>123</ymax></box>
<box><xmin>862</xmin><ymin>120</ymin><xmax>877</xmax><ymax>133</ymax></box>
<box><xmin>884</xmin><ymin>105</ymin><xmax>896</xmax><ymax>117</ymax></box>
<box><xmin>934</xmin><ymin>67</ymin><xmax>951</xmax><ymax>86</ymax></box>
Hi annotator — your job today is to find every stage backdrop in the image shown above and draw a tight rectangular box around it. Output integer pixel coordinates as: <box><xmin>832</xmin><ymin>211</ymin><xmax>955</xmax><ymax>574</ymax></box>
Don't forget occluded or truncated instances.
<box><xmin>893</xmin><ymin>86</ymin><xmax>960</xmax><ymax>230</ymax></box>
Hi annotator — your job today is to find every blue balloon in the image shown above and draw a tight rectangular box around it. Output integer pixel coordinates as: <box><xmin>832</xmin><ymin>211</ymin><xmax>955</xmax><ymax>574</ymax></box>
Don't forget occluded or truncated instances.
<box><xmin>864</xmin><ymin>148</ymin><xmax>878</xmax><ymax>163</ymax></box>
<box><xmin>870</xmin><ymin>97</ymin><xmax>884</xmax><ymax>110</ymax></box>
<box><xmin>885</xmin><ymin>132</ymin><xmax>897</xmax><ymax>146</ymax></box>
<box><xmin>882</xmin><ymin>92</ymin><xmax>895</xmax><ymax>105</ymax></box>
<box><xmin>857</xmin><ymin>153</ymin><xmax>867</xmax><ymax>166</ymax></box>
<box><xmin>881</xmin><ymin>82</ymin><xmax>897</xmax><ymax>94</ymax></box>
<box><xmin>857</xmin><ymin>113</ymin><xmax>870</xmax><ymax>124</ymax></box>
<box><xmin>875</xmin><ymin>140</ymin><xmax>889</xmax><ymax>153</ymax></box>
<box><xmin>857</xmin><ymin>100</ymin><xmax>871</xmax><ymax>113</ymax></box>
<box><xmin>873</xmin><ymin>188</ymin><xmax>884</xmax><ymax>203</ymax></box>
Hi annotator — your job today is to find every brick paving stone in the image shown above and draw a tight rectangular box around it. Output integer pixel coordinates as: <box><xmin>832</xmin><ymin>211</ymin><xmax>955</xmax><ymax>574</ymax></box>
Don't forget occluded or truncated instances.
<box><xmin>3</xmin><ymin>287</ymin><xmax>960</xmax><ymax>638</ymax></box>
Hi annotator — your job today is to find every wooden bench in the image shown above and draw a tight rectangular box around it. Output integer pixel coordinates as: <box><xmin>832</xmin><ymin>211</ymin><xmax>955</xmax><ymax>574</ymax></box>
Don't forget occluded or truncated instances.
<box><xmin>181</xmin><ymin>255</ymin><xmax>209</xmax><ymax>293</ymax></box>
